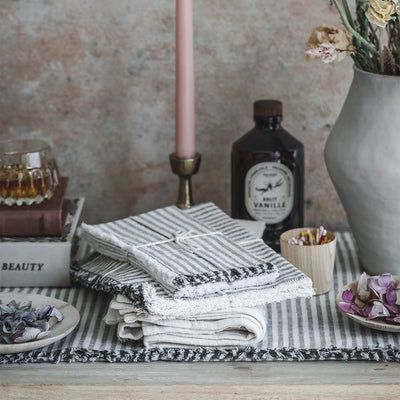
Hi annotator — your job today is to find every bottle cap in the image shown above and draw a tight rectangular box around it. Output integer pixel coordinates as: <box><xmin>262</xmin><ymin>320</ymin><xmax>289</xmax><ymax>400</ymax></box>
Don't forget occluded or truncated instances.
<box><xmin>253</xmin><ymin>100</ymin><xmax>282</xmax><ymax>118</ymax></box>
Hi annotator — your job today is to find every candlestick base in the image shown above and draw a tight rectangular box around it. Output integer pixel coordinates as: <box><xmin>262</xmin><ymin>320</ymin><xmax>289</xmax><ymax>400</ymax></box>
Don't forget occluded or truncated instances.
<box><xmin>169</xmin><ymin>152</ymin><xmax>201</xmax><ymax>209</ymax></box>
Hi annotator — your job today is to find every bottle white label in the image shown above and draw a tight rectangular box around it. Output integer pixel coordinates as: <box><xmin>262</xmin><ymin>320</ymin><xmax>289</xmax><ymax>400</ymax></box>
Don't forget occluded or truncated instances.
<box><xmin>245</xmin><ymin>162</ymin><xmax>294</xmax><ymax>223</ymax></box>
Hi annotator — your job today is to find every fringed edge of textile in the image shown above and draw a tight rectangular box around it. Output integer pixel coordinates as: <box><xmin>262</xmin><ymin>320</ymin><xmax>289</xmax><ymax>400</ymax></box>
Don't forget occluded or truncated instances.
<box><xmin>172</xmin><ymin>262</ymin><xmax>277</xmax><ymax>289</ymax></box>
<box><xmin>70</xmin><ymin>260</ymin><xmax>150</xmax><ymax>312</ymax></box>
<box><xmin>2</xmin><ymin>345</ymin><xmax>400</xmax><ymax>364</ymax></box>
<box><xmin>71</xmin><ymin>260</ymin><xmax>314</xmax><ymax>318</ymax></box>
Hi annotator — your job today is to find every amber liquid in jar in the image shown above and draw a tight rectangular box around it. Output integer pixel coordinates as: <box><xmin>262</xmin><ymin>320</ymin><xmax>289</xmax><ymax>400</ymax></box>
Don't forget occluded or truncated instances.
<box><xmin>0</xmin><ymin>140</ymin><xmax>60</xmax><ymax>206</ymax></box>
<box><xmin>0</xmin><ymin>172</ymin><xmax>46</xmax><ymax>200</ymax></box>
<box><xmin>231</xmin><ymin>100</ymin><xmax>304</xmax><ymax>252</ymax></box>
<box><xmin>0</xmin><ymin>167</ymin><xmax>53</xmax><ymax>200</ymax></box>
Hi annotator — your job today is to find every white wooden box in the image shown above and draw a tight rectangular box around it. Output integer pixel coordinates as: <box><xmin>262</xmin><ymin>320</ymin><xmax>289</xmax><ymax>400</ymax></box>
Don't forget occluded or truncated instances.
<box><xmin>0</xmin><ymin>198</ymin><xmax>84</xmax><ymax>287</ymax></box>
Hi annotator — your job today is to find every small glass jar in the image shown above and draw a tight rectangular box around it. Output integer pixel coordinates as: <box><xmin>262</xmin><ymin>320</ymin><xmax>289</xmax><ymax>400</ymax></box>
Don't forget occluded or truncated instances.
<box><xmin>0</xmin><ymin>139</ymin><xmax>60</xmax><ymax>206</ymax></box>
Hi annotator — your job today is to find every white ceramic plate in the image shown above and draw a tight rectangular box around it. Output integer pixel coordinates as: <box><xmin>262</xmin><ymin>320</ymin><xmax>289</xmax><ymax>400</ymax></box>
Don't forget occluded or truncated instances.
<box><xmin>336</xmin><ymin>277</ymin><xmax>400</xmax><ymax>333</ymax></box>
<box><xmin>0</xmin><ymin>292</ymin><xmax>80</xmax><ymax>354</ymax></box>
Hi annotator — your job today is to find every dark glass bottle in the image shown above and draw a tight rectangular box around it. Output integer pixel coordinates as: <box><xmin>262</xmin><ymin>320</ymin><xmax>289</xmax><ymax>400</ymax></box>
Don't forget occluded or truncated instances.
<box><xmin>231</xmin><ymin>100</ymin><xmax>304</xmax><ymax>252</ymax></box>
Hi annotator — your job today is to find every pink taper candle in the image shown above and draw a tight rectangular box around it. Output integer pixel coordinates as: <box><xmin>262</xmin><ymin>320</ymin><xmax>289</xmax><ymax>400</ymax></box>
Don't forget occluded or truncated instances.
<box><xmin>175</xmin><ymin>0</ymin><xmax>196</xmax><ymax>159</ymax></box>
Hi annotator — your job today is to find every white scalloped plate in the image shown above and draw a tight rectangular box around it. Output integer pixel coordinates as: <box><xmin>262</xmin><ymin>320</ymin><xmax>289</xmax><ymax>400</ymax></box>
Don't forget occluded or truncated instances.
<box><xmin>336</xmin><ymin>278</ymin><xmax>400</xmax><ymax>333</ymax></box>
<box><xmin>0</xmin><ymin>293</ymin><xmax>80</xmax><ymax>354</ymax></box>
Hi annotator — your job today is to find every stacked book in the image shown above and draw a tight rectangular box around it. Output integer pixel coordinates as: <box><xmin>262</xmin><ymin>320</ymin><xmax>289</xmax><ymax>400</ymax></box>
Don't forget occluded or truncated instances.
<box><xmin>73</xmin><ymin>202</ymin><xmax>314</xmax><ymax>348</ymax></box>
<box><xmin>0</xmin><ymin>178</ymin><xmax>84</xmax><ymax>287</ymax></box>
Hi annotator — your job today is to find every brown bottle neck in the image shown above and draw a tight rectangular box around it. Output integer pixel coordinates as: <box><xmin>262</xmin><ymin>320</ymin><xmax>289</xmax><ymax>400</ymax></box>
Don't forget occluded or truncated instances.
<box><xmin>254</xmin><ymin>116</ymin><xmax>282</xmax><ymax>132</ymax></box>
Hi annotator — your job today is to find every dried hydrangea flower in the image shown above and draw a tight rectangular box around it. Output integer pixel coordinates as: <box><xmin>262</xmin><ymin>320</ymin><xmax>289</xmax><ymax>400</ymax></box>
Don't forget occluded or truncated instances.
<box><xmin>339</xmin><ymin>273</ymin><xmax>400</xmax><ymax>324</ymax></box>
<box><xmin>305</xmin><ymin>25</ymin><xmax>355</xmax><ymax>64</ymax></box>
<box><xmin>305</xmin><ymin>43</ymin><xmax>337</xmax><ymax>64</ymax></box>
<box><xmin>366</xmin><ymin>0</ymin><xmax>398</xmax><ymax>28</ymax></box>
<box><xmin>0</xmin><ymin>300</ymin><xmax>64</xmax><ymax>344</ymax></box>
<box><xmin>368</xmin><ymin>273</ymin><xmax>397</xmax><ymax>305</ymax></box>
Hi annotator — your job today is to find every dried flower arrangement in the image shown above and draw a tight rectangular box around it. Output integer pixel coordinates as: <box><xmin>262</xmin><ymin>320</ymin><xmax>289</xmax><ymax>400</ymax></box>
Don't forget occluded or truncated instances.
<box><xmin>338</xmin><ymin>273</ymin><xmax>400</xmax><ymax>323</ymax></box>
<box><xmin>0</xmin><ymin>300</ymin><xmax>64</xmax><ymax>344</ymax></box>
<box><xmin>306</xmin><ymin>0</ymin><xmax>400</xmax><ymax>74</ymax></box>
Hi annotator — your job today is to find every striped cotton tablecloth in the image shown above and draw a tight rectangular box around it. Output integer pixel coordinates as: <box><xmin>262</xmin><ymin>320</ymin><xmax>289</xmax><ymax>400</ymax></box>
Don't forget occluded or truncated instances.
<box><xmin>1</xmin><ymin>232</ymin><xmax>400</xmax><ymax>364</ymax></box>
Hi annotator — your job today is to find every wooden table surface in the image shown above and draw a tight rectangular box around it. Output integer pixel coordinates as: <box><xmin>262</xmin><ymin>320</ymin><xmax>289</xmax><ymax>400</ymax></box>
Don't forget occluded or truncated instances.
<box><xmin>1</xmin><ymin>361</ymin><xmax>400</xmax><ymax>399</ymax></box>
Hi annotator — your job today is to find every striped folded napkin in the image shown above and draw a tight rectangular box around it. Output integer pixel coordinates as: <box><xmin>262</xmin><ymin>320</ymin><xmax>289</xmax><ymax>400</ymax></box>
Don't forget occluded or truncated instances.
<box><xmin>81</xmin><ymin>203</ymin><xmax>280</xmax><ymax>298</ymax></box>
<box><xmin>73</xmin><ymin>248</ymin><xmax>314</xmax><ymax>318</ymax></box>
<box><xmin>104</xmin><ymin>299</ymin><xmax>266</xmax><ymax>348</ymax></box>
<box><xmin>73</xmin><ymin>203</ymin><xmax>314</xmax><ymax>317</ymax></box>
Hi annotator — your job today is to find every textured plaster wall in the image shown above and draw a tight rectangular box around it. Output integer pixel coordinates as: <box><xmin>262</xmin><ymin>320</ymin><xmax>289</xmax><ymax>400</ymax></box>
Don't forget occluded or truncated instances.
<box><xmin>0</xmin><ymin>0</ymin><xmax>351</xmax><ymax>229</ymax></box>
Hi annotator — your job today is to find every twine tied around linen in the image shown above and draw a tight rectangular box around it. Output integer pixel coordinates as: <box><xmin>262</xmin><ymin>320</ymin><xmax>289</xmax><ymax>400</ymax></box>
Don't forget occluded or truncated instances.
<box><xmin>172</xmin><ymin>230</ymin><xmax>199</xmax><ymax>253</ymax></box>
<box><xmin>135</xmin><ymin>230</ymin><xmax>223</xmax><ymax>254</ymax></box>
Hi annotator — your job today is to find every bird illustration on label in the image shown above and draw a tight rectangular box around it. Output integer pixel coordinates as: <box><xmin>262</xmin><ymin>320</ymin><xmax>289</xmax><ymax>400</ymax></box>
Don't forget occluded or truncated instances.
<box><xmin>255</xmin><ymin>179</ymin><xmax>283</xmax><ymax>194</ymax></box>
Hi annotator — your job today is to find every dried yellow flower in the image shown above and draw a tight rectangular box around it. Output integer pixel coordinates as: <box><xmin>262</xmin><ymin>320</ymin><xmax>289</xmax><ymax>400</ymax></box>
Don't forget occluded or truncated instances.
<box><xmin>366</xmin><ymin>0</ymin><xmax>398</xmax><ymax>28</ymax></box>
<box><xmin>306</xmin><ymin>25</ymin><xmax>355</xmax><ymax>63</ymax></box>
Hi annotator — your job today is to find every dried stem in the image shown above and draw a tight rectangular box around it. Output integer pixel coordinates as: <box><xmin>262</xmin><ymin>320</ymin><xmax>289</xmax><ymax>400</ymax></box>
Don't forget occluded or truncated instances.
<box><xmin>379</xmin><ymin>27</ymin><xmax>384</xmax><ymax>73</ymax></box>
<box><xmin>331</xmin><ymin>0</ymin><xmax>379</xmax><ymax>56</ymax></box>
<box><xmin>342</xmin><ymin>0</ymin><xmax>355</xmax><ymax>29</ymax></box>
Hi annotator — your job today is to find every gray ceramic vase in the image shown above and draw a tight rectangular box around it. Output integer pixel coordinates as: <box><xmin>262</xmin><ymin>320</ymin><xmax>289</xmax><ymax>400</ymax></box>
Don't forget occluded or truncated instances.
<box><xmin>325</xmin><ymin>67</ymin><xmax>400</xmax><ymax>275</ymax></box>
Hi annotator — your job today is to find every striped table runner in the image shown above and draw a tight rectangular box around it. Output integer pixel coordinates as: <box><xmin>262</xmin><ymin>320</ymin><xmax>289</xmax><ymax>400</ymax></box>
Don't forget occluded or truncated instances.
<box><xmin>1</xmin><ymin>232</ymin><xmax>400</xmax><ymax>364</ymax></box>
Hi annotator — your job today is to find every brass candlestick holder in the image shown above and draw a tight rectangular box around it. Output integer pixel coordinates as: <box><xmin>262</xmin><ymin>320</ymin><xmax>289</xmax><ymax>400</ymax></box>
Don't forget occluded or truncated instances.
<box><xmin>169</xmin><ymin>152</ymin><xmax>201</xmax><ymax>209</ymax></box>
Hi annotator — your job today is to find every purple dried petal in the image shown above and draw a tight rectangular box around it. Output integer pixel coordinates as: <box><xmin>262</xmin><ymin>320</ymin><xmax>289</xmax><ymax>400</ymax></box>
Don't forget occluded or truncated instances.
<box><xmin>35</xmin><ymin>305</ymin><xmax>52</xmax><ymax>319</ymax></box>
<box><xmin>342</xmin><ymin>289</ymin><xmax>355</xmax><ymax>303</ymax></box>
<box><xmin>384</xmin><ymin>316</ymin><xmax>400</xmax><ymax>325</ymax></box>
<box><xmin>3</xmin><ymin>317</ymin><xmax>25</xmax><ymax>333</ymax></box>
<box><xmin>362</xmin><ymin>305</ymin><xmax>373</xmax><ymax>316</ymax></box>
<box><xmin>357</xmin><ymin>272</ymin><xmax>370</xmax><ymax>301</ymax></box>
<box><xmin>384</xmin><ymin>303</ymin><xmax>400</xmax><ymax>314</ymax></box>
<box><xmin>367</xmin><ymin>301</ymin><xmax>391</xmax><ymax>320</ymax></box>
<box><xmin>21</xmin><ymin>311</ymin><xmax>37</xmax><ymax>324</ymax></box>
<box><xmin>338</xmin><ymin>301</ymin><xmax>356</xmax><ymax>314</ymax></box>
<box><xmin>378</xmin><ymin>273</ymin><xmax>395</xmax><ymax>289</ymax></box>
<box><xmin>358</xmin><ymin>306</ymin><xmax>371</xmax><ymax>317</ymax></box>
<box><xmin>368</xmin><ymin>278</ymin><xmax>385</xmax><ymax>296</ymax></box>
<box><xmin>386</xmin><ymin>288</ymin><xmax>397</xmax><ymax>306</ymax></box>
<box><xmin>350</xmin><ymin>303</ymin><xmax>365</xmax><ymax>315</ymax></box>
<box><xmin>49</xmin><ymin>307</ymin><xmax>64</xmax><ymax>322</ymax></box>
<box><xmin>11</xmin><ymin>330</ymin><xmax>24</xmax><ymax>341</ymax></box>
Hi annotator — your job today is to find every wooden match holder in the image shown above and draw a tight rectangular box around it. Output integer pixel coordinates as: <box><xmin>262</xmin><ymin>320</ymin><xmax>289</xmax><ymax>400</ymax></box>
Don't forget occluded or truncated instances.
<box><xmin>280</xmin><ymin>228</ymin><xmax>336</xmax><ymax>295</ymax></box>
<box><xmin>0</xmin><ymin>177</ymin><xmax>69</xmax><ymax>236</ymax></box>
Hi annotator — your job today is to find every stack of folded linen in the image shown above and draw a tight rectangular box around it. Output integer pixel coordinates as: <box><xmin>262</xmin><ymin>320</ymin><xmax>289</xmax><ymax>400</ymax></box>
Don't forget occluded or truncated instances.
<box><xmin>74</xmin><ymin>202</ymin><xmax>314</xmax><ymax>348</ymax></box>
<box><xmin>81</xmin><ymin>203</ymin><xmax>280</xmax><ymax>298</ymax></box>
<box><xmin>104</xmin><ymin>297</ymin><xmax>266</xmax><ymax>348</ymax></box>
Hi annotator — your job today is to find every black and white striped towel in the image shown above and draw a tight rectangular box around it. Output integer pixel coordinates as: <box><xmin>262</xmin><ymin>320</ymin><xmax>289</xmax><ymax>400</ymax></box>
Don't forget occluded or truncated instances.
<box><xmin>2</xmin><ymin>233</ymin><xmax>400</xmax><ymax>363</ymax></box>
<box><xmin>72</xmin><ymin>247</ymin><xmax>314</xmax><ymax>318</ymax></box>
<box><xmin>74</xmin><ymin>205</ymin><xmax>314</xmax><ymax>317</ymax></box>
<box><xmin>81</xmin><ymin>203</ymin><xmax>281</xmax><ymax>298</ymax></box>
